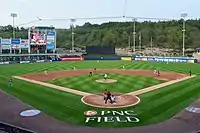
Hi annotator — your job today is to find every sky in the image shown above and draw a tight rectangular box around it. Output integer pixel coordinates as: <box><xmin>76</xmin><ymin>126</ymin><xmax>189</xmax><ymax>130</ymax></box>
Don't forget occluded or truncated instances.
<box><xmin>0</xmin><ymin>0</ymin><xmax>200</xmax><ymax>28</ymax></box>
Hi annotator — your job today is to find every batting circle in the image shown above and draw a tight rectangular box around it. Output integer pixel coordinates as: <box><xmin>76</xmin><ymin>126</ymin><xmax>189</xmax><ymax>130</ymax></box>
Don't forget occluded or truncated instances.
<box><xmin>81</xmin><ymin>93</ymin><xmax>140</xmax><ymax>108</ymax></box>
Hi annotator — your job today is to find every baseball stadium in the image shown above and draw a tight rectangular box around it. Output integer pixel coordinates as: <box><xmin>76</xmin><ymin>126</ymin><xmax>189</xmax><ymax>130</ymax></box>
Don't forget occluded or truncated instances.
<box><xmin>1</xmin><ymin>1</ymin><xmax>200</xmax><ymax>133</ymax></box>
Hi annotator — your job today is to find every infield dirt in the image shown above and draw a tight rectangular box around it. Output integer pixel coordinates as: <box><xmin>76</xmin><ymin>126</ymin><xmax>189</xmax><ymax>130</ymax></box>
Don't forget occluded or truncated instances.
<box><xmin>19</xmin><ymin>69</ymin><xmax>188</xmax><ymax>82</ymax></box>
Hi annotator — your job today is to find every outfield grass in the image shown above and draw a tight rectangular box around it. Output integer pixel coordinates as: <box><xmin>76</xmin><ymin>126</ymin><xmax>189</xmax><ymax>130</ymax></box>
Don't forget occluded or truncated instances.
<box><xmin>48</xmin><ymin>73</ymin><xmax>163</xmax><ymax>93</ymax></box>
<box><xmin>0</xmin><ymin>61</ymin><xmax>200</xmax><ymax>127</ymax></box>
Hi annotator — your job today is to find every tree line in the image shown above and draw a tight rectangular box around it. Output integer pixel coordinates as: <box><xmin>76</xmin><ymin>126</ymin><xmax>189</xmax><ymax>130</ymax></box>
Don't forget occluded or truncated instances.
<box><xmin>0</xmin><ymin>19</ymin><xmax>200</xmax><ymax>50</ymax></box>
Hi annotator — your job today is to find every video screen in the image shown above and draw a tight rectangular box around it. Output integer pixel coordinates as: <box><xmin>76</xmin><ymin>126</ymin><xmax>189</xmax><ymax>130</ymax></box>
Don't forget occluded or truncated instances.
<box><xmin>30</xmin><ymin>30</ymin><xmax>46</xmax><ymax>45</ymax></box>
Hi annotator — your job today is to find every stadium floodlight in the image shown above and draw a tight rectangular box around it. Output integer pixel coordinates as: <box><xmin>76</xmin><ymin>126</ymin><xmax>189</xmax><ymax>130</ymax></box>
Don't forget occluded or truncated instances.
<box><xmin>181</xmin><ymin>13</ymin><xmax>187</xmax><ymax>56</ymax></box>
<box><xmin>132</xmin><ymin>18</ymin><xmax>137</xmax><ymax>52</ymax></box>
<box><xmin>10</xmin><ymin>13</ymin><xmax>18</xmax><ymax>38</ymax></box>
<box><xmin>70</xmin><ymin>19</ymin><xmax>76</xmax><ymax>51</ymax></box>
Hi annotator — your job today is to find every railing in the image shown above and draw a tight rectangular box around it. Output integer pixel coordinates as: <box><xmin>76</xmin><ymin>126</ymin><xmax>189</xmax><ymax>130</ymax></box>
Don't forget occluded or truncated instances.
<box><xmin>0</xmin><ymin>121</ymin><xmax>35</xmax><ymax>133</ymax></box>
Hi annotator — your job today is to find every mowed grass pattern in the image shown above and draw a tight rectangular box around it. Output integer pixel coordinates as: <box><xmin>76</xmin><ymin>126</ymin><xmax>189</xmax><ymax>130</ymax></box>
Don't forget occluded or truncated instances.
<box><xmin>0</xmin><ymin>61</ymin><xmax>200</xmax><ymax>127</ymax></box>
<box><xmin>48</xmin><ymin>73</ymin><xmax>163</xmax><ymax>93</ymax></box>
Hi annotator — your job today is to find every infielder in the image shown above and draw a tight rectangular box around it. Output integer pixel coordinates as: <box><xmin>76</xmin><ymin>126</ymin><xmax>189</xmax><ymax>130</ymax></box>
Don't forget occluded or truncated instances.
<box><xmin>157</xmin><ymin>70</ymin><xmax>160</xmax><ymax>76</ymax></box>
<box><xmin>89</xmin><ymin>71</ymin><xmax>93</xmax><ymax>76</ymax></box>
<box><xmin>9</xmin><ymin>78</ymin><xmax>13</xmax><ymax>87</ymax></box>
<box><xmin>73</xmin><ymin>67</ymin><xmax>76</xmax><ymax>70</ymax></box>
<box><xmin>154</xmin><ymin>69</ymin><xmax>157</xmax><ymax>75</ymax></box>
<box><xmin>93</xmin><ymin>68</ymin><xmax>97</xmax><ymax>73</ymax></box>
<box><xmin>44</xmin><ymin>70</ymin><xmax>48</xmax><ymax>75</ymax></box>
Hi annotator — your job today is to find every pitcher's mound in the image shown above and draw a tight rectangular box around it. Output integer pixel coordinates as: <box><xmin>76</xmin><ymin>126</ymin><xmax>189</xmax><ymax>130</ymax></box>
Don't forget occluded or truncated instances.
<box><xmin>95</xmin><ymin>79</ymin><xmax>117</xmax><ymax>83</ymax></box>
<box><xmin>81</xmin><ymin>93</ymin><xmax>140</xmax><ymax>108</ymax></box>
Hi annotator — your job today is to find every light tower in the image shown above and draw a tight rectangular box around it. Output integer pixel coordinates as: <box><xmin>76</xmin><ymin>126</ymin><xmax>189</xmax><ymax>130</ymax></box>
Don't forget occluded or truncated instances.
<box><xmin>70</xmin><ymin>19</ymin><xmax>76</xmax><ymax>51</ymax></box>
<box><xmin>10</xmin><ymin>13</ymin><xmax>18</xmax><ymax>38</ymax></box>
<box><xmin>132</xmin><ymin>18</ymin><xmax>137</xmax><ymax>52</ymax></box>
<box><xmin>181</xmin><ymin>13</ymin><xmax>187</xmax><ymax>56</ymax></box>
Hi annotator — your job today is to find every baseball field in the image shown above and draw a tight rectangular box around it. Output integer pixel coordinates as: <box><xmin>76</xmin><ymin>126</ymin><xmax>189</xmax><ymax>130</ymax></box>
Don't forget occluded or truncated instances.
<box><xmin>0</xmin><ymin>60</ymin><xmax>200</xmax><ymax>128</ymax></box>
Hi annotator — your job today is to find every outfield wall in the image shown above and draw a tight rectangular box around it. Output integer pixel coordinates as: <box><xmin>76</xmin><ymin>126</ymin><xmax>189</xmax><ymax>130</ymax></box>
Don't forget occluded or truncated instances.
<box><xmin>0</xmin><ymin>55</ymin><xmax>198</xmax><ymax>65</ymax></box>
<box><xmin>133</xmin><ymin>56</ymin><xmax>197</xmax><ymax>64</ymax></box>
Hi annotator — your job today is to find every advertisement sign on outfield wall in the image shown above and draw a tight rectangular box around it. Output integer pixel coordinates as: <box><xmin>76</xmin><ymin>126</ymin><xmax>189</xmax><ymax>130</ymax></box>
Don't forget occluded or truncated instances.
<box><xmin>121</xmin><ymin>57</ymin><xmax>132</xmax><ymax>61</ymax></box>
<box><xmin>134</xmin><ymin>57</ymin><xmax>197</xmax><ymax>63</ymax></box>
<box><xmin>145</xmin><ymin>57</ymin><xmax>187</xmax><ymax>63</ymax></box>
<box><xmin>60</xmin><ymin>57</ymin><xmax>84</xmax><ymax>61</ymax></box>
<box><xmin>0</xmin><ymin>62</ymin><xmax>10</xmax><ymax>65</ymax></box>
<box><xmin>187</xmin><ymin>60</ymin><xmax>195</xmax><ymax>63</ymax></box>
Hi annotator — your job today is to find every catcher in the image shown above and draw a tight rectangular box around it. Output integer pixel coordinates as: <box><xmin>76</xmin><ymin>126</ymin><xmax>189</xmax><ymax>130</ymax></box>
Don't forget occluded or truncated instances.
<box><xmin>111</xmin><ymin>94</ymin><xmax>116</xmax><ymax>103</ymax></box>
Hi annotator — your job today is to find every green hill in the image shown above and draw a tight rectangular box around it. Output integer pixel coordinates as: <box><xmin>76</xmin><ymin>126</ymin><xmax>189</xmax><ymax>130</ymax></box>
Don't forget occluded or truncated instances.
<box><xmin>1</xmin><ymin>19</ymin><xmax>200</xmax><ymax>49</ymax></box>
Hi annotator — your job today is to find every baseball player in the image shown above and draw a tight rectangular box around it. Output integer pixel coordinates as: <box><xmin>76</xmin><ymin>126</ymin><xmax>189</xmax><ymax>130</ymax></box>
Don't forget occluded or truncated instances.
<box><xmin>44</xmin><ymin>70</ymin><xmax>48</xmax><ymax>75</ymax></box>
<box><xmin>73</xmin><ymin>67</ymin><xmax>76</xmax><ymax>70</ymax></box>
<box><xmin>154</xmin><ymin>69</ymin><xmax>157</xmax><ymax>75</ymax></box>
<box><xmin>104</xmin><ymin>73</ymin><xmax>108</xmax><ymax>80</ymax></box>
<box><xmin>89</xmin><ymin>71</ymin><xmax>93</xmax><ymax>76</ymax></box>
<box><xmin>189</xmin><ymin>70</ymin><xmax>192</xmax><ymax>77</ymax></box>
<box><xmin>9</xmin><ymin>78</ymin><xmax>13</xmax><ymax>87</ymax></box>
<box><xmin>93</xmin><ymin>68</ymin><xmax>97</xmax><ymax>73</ymax></box>
<box><xmin>105</xmin><ymin>91</ymin><xmax>113</xmax><ymax>104</ymax></box>
<box><xmin>103</xmin><ymin>89</ymin><xmax>108</xmax><ymax>100</ymax></box>
<box><xmin>111</xmin><ymin>95</ymin><xmax>116</xmax><ymax>103</ymax></box>
<box><xmin>157</xmin><ymin>70</ymin><xmax>160</xmax><ymax>76</ymax></box>
<box><xmin>122</xmin><ymin>66</ymin><xmax>125</xmax><ymax>69</ymax></box>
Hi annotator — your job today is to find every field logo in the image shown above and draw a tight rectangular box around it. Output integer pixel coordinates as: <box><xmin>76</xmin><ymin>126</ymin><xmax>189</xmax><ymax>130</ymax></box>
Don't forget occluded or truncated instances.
<box><xmin>84</xmin><ymin>110</ymin><xmax>139</xmax><ymax>123</ymax></box>
<box><xmin>185</xmin><ymin>107</ymin><xmax>200</xmax><ymax>113</ymax></box>
<box><xmin>84</xmin><ymin>110</ymin><xmax>97</xmax><ymax>116</ymax></box>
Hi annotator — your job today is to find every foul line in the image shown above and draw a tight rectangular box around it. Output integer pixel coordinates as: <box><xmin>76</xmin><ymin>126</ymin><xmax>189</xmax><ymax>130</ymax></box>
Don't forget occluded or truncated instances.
<box><xmin>126</xmin><ymin>75</ymin><xmax>196</xmax><ymax>96</ymax></box>
<box><xmin>13</xmin><ymin>76</ymin><xmax>91</xmax><ymax>96</ymax></box>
